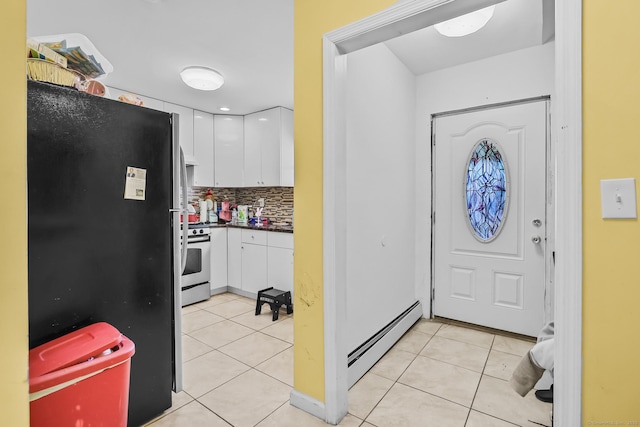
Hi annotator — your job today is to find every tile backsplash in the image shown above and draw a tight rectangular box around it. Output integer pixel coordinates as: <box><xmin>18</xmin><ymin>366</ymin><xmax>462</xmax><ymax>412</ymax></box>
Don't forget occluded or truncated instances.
<box><xmin>190</xmin><ymin>186</ymin><xmax>294</xmax><ymax>225</ymax></box>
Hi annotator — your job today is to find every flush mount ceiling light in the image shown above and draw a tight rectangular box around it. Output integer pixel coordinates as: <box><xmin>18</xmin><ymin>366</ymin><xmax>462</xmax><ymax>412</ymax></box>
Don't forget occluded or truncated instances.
<box><xmin>434</xmin><ymin>5</ymin><xmax>496</xmax><ymax>37</ymax></box>
<box><xmin>180</xmin><ymin>66</ymin><xmax>224</xmax><ymax>91</ymax></box>
<box><xmin>219</xmin><ymin>106</ymin><xmax>231</xmax><ymax>112</ymax></box>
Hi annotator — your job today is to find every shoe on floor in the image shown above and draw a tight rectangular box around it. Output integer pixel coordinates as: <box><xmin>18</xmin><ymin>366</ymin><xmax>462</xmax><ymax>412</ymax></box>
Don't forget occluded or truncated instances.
<box><xmin>535</xmin><ymin>384</ymin><xmax>553</xmax><ymax>403</ymax></box>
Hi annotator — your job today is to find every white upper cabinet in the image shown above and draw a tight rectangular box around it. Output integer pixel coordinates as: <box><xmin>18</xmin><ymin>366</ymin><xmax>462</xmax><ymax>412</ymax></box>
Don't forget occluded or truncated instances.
<box><xmin>243</xmin><ymin>107</ymin><xmax>294</xmax><ymax>187</ymax></box>
<box><xmin>163</xmin><ymin>102</ymin><xmax>195</xmax><ymax>160</ymax></box>
<box><xmin>214</xmin><ymin>115</ymin><xmax>244</xmax><ymax>187</ymax></box>
<box><xmin>106</xmin><ymin>89</ymin><xmax>294</xmax><ymax>188</ymax></box>
<box><xmin>193</xmin><ymin>110</ymin><xmax>214</xmax><ymax>187</ymax></box>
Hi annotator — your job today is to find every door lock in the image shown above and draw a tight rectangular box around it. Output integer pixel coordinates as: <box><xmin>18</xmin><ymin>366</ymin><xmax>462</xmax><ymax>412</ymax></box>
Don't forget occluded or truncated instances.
<box><xmin>532</xmin><ymin>219</ymin><xmax>542</xmax><ymax>227</ymax></box>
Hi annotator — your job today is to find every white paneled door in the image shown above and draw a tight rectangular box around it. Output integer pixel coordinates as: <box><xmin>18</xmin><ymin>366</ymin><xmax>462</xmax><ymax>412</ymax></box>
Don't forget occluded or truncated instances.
<box><xmin>433</xmin><ymin>99</ymin><xmax>548</xmax><ymax>337</ymax></box>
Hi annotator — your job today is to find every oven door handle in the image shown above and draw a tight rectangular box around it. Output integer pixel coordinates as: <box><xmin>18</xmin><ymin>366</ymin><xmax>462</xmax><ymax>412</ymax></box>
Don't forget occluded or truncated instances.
<box><xmin>186</xmin><ymin>236</ymin><xmax>211</xmax><ymax>244</ymax></box>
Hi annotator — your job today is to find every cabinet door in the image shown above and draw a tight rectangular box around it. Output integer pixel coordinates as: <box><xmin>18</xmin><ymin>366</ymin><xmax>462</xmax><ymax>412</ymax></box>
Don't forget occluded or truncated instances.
<box><xmin>258</xmin><ymin>108</ymin><xmax>283</xmax><ymax>186</ymax></box>
<box><xmin>193</xmin><ymin>110</ymin><xmax>214</xmax><ymax>187</ymax></box>
<box><xmin>280</xmin><ymin>108</ymin><xmax>294</xmax><ymax>187</ymax></box>
<box><xmin>227</xmin><ymin>228</ymin><xmax>242</xmax><ymax>290</ymax></box>
<box><xmin>163</xmin><ymin>102</ymin><xmax>194</xmax><ymax>158</ymax></box>
<box><xmin>244</xmin><ymin>108</ymin><xmax>282</xmax><ymax>186</ymax></box>
<box><xmin>243</xmin><ymin>111</ymin><xmax>265</xmax><ymax>186</ymax></box>
<box><xmin>267</xmin><ymin>247</ymin><xmax>293</xmax><ymax>294</ymax></box>
<box><xmin>241</xmin><ymin>243</ymin><xmax>268</xmax><ymax>295</ymax></box>
<box><xmin>210</xmin><ymin>228</ymin><xmax>227</xmax><ymax>291</ymax></box>
<box><xmin>214</xmin><ymin>115</ymin><xmax>244</xmax><ymax>187</ymax></box>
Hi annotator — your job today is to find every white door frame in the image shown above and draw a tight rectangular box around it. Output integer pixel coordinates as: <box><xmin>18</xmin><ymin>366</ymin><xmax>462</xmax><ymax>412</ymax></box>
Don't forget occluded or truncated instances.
<box><xmin>320</xmin><ymin>0</ymin><xmax>582</xmax><ymax>425</ymax></box>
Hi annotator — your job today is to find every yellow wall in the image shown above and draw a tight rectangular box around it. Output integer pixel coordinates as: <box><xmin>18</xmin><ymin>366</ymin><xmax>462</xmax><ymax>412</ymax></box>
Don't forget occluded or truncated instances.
<box><xmin>582</xmin><ymin>1</ymin><xmax>640</xmax><ymax>423</ymax></box>
<box><xmin>10</xmin><ymin>0</ymin><xmax>638</xmax><ymax>422</ymax></box>
<box><xmin>1</xmin><ymin>1</ymin><xmax>29</xmax><ymax>425</ymax></box>
<box><xmin>292</xmin><ymin>0</ymin><xmax>395</xmax><ymax>402</ymax></box>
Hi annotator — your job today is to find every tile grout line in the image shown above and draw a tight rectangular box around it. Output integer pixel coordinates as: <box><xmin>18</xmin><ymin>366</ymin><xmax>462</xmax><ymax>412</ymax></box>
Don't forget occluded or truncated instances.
<box><xmin>357</xmin><ymin>324</ymin><xmax>440</xmax><ymax>424</ymax></box>
<box><xmin>462</xmin><ymin>333</ymin><xmax>496</xmax><ymax>426</ymax></box>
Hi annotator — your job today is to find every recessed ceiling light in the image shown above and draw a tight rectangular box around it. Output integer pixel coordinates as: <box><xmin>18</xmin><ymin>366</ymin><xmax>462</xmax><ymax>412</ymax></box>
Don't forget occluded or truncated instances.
<box><xmin>258</xmin><ymin>118</ymin><xmax>268</xmax><ymax>121</ymax></box>
<box><xmin>434</xmin><ymin>5</ymin><xmax>495</xmax><ymax>38</ymax></box>
<box><xmin>219</xmin><ymin>106</ymin><xmax>231</xmax><ymax>112</ymax></box>
<box><xmin>180</xmin><ymin>66</ymin><xmax>224</xmax><ymax>91</ymax></box>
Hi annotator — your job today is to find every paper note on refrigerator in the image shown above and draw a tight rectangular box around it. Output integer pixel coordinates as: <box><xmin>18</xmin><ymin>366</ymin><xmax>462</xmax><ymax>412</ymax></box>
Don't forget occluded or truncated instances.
<box><xmin>124</xmin><ymin>166</ymin><xmax>147</xmax><ymax>200</ymax></box>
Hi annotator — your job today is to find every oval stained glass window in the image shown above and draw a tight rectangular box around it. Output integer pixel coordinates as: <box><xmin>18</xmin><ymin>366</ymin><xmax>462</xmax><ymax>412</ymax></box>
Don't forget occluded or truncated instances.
<box><xmin>465</xmin><ymin>139</ymin><xmax>509</xmax><ymax>242</ymax></box>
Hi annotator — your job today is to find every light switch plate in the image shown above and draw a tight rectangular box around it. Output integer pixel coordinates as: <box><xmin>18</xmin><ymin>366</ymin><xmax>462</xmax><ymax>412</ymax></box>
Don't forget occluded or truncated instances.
<box><xmin>600</xmin><ymin>178</ymin><xmax>637</xmax><ymax>219</ymax></box>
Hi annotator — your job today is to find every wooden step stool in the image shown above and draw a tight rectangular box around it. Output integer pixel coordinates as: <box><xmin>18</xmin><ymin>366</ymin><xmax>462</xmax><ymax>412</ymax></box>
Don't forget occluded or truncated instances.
<box><xmin>255</xmin><ymin>287</ymin><xmax>293</xmax><ymax>321</ymax></box>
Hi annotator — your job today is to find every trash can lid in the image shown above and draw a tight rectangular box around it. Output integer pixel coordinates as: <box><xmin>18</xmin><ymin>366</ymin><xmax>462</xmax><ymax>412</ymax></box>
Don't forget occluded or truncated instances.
<box><xmin>29</xmin><ymin>322</ymin><xmax>124</xmax><ymax>379</ymax></box>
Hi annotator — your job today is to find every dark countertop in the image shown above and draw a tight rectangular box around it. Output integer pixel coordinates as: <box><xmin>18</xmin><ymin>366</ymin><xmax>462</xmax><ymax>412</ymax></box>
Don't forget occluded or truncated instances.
<box><xmin>208</xmin><ymin>222</ymin><xmax>293</xmax><ymax>233</ymax></box>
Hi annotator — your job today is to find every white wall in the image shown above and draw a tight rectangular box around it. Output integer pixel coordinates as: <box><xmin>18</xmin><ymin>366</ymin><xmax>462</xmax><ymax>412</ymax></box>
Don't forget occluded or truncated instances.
<box><xmin>413</xmin><ymin>41</ymin><xmax>556</xmax><ymax>316</ymax></box>
<box><xmin>346</xmin><ymin>43</ymin><xmax>417</xmax><ymax>352</ymax></box>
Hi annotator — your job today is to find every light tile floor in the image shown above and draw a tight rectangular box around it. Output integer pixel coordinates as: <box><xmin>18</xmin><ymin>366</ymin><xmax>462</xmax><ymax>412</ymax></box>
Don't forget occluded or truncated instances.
<box><xmin>145</xmin><ymin>293</ymin><xmax>552</xmax><ymax>427</ymax></box>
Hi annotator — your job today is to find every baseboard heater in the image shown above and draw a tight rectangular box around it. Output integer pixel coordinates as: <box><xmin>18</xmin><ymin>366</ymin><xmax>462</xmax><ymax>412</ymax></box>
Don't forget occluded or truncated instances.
<box><xmin>347</xmin><ymin>301</ymin><xmax>423</xmax><ymax>388</ymax></box>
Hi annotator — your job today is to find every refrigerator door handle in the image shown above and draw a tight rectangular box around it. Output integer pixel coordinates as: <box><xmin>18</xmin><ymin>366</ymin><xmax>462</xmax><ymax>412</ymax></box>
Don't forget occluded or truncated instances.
<box><xmin>171</xmin><ymin>114</ymin><xmax>185</xmax><ymax>393</ymax></box>
<box><xmin>179</xmin><ymin>148</ymin><xmax>189</xmax><ymax>273</ymax></box>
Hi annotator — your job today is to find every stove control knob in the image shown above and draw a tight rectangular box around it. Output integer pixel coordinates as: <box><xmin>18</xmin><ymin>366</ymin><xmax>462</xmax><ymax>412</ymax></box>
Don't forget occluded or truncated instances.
<box><xmin>192</xmin><ymin>229</ymin><xmax>197</xmax><ymax>235</ymax></box>
<box><xmin>199</xmin><ymin>229</ymin><xmax>204</xmax><ymax>234</ymax></box>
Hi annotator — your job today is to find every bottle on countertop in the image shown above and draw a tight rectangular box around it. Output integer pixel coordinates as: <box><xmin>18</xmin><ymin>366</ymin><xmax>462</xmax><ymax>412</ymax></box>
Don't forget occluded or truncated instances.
<box><xmin>204</xmin><ymin>189</ymin><xmax>214</xmax><ymax>210</ymax></box>
<box><xmin>209</xmin><ymin>201</ymin><xmax>218</xmax><ymax>223</ymax></box>
<box><xmin>198</xmin><ymin>199</ymin><xmax>208</xmax><ymax>223</ymax></box>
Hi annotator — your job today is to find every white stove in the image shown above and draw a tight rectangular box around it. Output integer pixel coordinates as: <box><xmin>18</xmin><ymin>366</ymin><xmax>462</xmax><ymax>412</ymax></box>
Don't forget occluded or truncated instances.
<box><xmin>180</xmin><ymin>223</ymin><xmax>211</xmax><ymax>306</ymax></box>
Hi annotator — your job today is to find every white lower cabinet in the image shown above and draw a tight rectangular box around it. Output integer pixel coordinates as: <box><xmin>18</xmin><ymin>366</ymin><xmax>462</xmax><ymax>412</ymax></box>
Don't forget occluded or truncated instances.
<box><xmin>210</xmin><ymin>228</ymin><xmax>227</xmax><ymax>292</ymax></box>
<box><xmin>220</xmin><ymin>228</ymin><xmax>293</xmax><ymax>297</ymax></box>
<box><xmin>227</xmin><ymin>228</ymin><xmax>242</xmax><ymax>290</ymax></box>
<box><xmin>241</xmin><ymin>230</ymin><xmax>268</xmax><ymax>294</ymax></box>
<box><xmin>267</xmin><ymin>247</ymin><xmax>293</xmax><ymax>293</ymax></box>
<box><xmin>267</xmin><ymin>232</ymin><xmax>293</xmax><ymax>294</ymax></box>
<box><xmin>241</xmin><ymin>243</ymin><xmax>268</xmax><ymax>295</ymax></box>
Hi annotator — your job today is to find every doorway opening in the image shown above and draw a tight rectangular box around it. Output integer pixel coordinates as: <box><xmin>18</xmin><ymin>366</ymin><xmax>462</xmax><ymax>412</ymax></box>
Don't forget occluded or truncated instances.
<box><xmin>318</xmin><ymin>0</ymin><xmax>581</xmax><ymax>425</ymax></box>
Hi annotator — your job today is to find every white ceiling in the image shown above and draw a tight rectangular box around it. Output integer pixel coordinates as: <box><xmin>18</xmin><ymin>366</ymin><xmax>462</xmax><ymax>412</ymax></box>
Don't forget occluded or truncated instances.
<box><xmin>27</xmin><ymin>0</ymin><xmax>293</xmax><ymax>116</ymax></box>
<box><xmin>26</xmin><ymin>0</ymin><xmax>552</xmax><ymax>116</ymax></box>
<box><xmin>385</xmin><ymin>0</ymin><xmax>554</xmax><ymax>76</ymax></box>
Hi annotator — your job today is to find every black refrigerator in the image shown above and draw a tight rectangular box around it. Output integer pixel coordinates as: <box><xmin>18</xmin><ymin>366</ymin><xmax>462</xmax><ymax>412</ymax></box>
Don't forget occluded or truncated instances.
<box><xmin>27</xmin><ymin>80</ymin><xmax>183</xmax><ymax>427</ymax></box>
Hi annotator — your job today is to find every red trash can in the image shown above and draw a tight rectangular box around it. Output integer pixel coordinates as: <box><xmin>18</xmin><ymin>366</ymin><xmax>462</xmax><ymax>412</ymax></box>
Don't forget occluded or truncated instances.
<box><xmin>29</xmin><ymin>322</ymin><xmax>135</xmax><ymax>427</ymax></box>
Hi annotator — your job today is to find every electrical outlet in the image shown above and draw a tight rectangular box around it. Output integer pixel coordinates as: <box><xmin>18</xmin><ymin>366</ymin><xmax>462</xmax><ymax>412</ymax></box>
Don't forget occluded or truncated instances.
<box><xmin>258</xmin><ymin>198</ymin><xmax>265</xmax><ymax>207</ymax></box>
<box><xmin>600</xmin><ymin>178</ymin><xmax>637</xmax><ymax>219</ymax></box>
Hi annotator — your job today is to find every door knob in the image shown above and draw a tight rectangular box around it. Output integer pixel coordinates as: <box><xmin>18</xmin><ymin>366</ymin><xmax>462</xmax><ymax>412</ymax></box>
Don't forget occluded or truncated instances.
<box><xmin>531</xmin><ymin>235</ymin><xmax>541</xmax><ymax>244</ymax></box>
<box><xmin>532</xmin><ymin>219</ymin><xmax>542</xmax><ymax>227</ymax></box>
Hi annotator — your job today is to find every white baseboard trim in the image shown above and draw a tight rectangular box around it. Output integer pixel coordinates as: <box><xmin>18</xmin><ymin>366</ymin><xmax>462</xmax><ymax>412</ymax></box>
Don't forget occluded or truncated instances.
<box><xmin>347</xmin><ymin>302</ymin><xmax>423</xmax><ymax>388</ymax></box>
<box><xmin>290</xmin><ymin>389</ymin><xmax>331</xmax><ymax>423</ymax></box>
<box><xmin>210</xmin><ymin>286</ymin><xmax>228</xmax><ymax>296</ymax></box>
<box><xmin>226</xmin><ymin>286</ymin><xmax>256</xmax><ymax>300</ymax></box>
